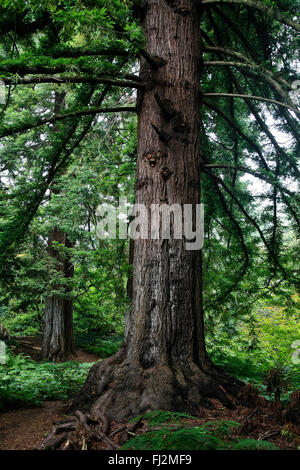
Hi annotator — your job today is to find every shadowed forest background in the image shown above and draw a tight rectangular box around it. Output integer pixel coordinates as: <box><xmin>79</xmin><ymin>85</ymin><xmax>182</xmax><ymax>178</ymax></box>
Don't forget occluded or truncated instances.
<box><xmin>0</xmin><ymin>0</ymin><xmax>299</xmax><ymax>451</ymax></box>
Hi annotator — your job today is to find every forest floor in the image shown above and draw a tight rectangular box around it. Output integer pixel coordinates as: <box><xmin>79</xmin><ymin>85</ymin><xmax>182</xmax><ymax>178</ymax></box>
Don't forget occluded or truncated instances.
<box><xmin>0</xmin><ymin>397</ymin><xmax>297</xmax><ymax>450</ymax></box>
<box><xmin>0</xmin><ymin>336</ymin><xmax>100</xmax><ymax>450</ymax></box>
<box><xmin>0</xmin><ymin>401</ymin><xmax>67</xmax><ymax>450</ymax></box>
<box><xmin>0</xmin><ymin>337</ymin><xmax>298</xmax><ymax>450</ymax></box>
<box><xmin>10</xmin><ymin>335</ymin><xmax>100</xmax><ymax>363</ymax></box>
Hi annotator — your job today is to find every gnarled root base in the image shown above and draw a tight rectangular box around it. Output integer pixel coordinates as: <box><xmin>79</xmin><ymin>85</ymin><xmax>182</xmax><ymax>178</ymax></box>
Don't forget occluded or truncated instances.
<box><xmin>70</xmin><ymin>351</ymin><xmax>254</xmax><ymax>421</ymax></box>
<box><xmin>38</xmin><ymin>353</ymin><xmax>281</xmax><ymax>450</ymax></box>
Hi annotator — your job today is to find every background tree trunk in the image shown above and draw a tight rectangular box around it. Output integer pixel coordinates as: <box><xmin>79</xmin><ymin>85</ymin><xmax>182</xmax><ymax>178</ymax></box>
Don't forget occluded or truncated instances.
<box><xmin>73</xmin><ymin>0</ymin><xmax>243</xmax><ymax>419</ymax></box>
<box><xmin>42</xmin><ymin>91</ymin><xmax>75</xmax><ymax>362</ymax></box>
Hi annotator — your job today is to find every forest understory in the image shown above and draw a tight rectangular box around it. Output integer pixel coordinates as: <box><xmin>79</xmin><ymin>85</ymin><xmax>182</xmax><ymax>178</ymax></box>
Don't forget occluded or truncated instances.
<box><xmin>0</xmin><ymin>337</ymin><xmax>299</xmax><ymax>451</ymax></box>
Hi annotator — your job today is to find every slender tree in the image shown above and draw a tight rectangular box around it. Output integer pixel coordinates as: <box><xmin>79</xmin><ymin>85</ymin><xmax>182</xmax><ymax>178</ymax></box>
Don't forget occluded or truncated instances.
<box><xmin>41</xmin><ymin>91</ymin><xmax>75</xmax><ymax>361</ymax></box>
<box><xmin>0</xmin><ymin>0</ymin><xmax>299</xmax><ymax>422</ymax></box>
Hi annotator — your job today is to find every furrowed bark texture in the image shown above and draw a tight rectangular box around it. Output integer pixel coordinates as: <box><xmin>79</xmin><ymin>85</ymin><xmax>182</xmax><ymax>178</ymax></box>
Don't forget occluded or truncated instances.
<box><xmin>73</xmin><ymin>0</ymin><xmax>244</xmax><ymax>420</ymax></box>
<box><xmin>42</xmin><ymin>91</ymin><xmax>75</xmax><ymax>362</ymax></box>
<box><xmin>130</xmin><ymin>0</ymin><xmax>205</xmax><ymax>370</ymax></box>
<box><xmin>42</xmin><ymin>229</ymin><xmax>75</xmax><ymax>362</ymax></box>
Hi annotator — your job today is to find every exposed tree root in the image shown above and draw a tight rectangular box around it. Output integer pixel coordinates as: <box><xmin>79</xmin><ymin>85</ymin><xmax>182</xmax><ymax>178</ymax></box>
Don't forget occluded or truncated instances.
<box><xmin>38</xmin><ymin>353</ymin><xmax>300</xmax><ymax>450</ymax></box>
<box><xmin>69</xmin><ymin>352</ymin><xmax>251</xmax><ymax>422</ymax></box>
<box><xmin>37</xmin><ymin>379</ymin><xmax>300</xmax><ymax>450</ymax></box>
<box><xmin>36</xmin><ymin>408</ymin><xmax>145</xmax><ymax>450</ymax></box>
<box><xmin>36</xmin><ymin>410</ymin><xmax>118</xmax><ymax>450</ymax></box>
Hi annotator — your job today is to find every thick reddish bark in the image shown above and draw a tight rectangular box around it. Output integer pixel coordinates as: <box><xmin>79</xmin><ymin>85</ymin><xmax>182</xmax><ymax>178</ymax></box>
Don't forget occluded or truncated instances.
<box><xmin>72</xmin><ymin>0</ymin><xmax>243</xmax><ymax>419</ymax></box>
<box><xmin>42</xmin><ymin>229</ymin><xmax>75</xmax><ymax>361</ymax></box>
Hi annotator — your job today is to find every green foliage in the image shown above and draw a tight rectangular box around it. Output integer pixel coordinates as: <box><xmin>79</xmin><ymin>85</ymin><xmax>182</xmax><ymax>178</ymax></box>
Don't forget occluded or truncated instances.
<box><xmin>122</xmin><ymin>414</ymin><xmax>278</xmax><ymax>450</ymax></box>
<box><xmin>232</xmin><ymin>439</ymin><xmax>279</xmax><ymax>451</ymax></box>
<box><xmin>2</xmin><ymin>310</ymin><xmax>42</xmax><ymax>337</ymax></box>
<box><xmin>75</xmin><ymin>332</ymin><xmax>123</xmax><ymax>358</ymax></box>
<box><xmin>207</xmin><ymin>297</ymin><xmax>300</xmax><ymax>402</ymax></box>
<box><xmin>0</xmin><ymin>87</ymin><xmax>135</xmax><ymax>342</ymax></box>
<box><xmin>130</xmin><ymin>410</ymin><xmax>197</xmax><ymax>426</ymax></box>
<box><xmin>121</xmin><ymin>427</ymin><xmax>222</xmax><ymax>451</ymax></box>
<box><xmin>0</xmin><ymin>349</ymin><xmax>93</xmax><ymax>408</ymax></box>
<box><xmin>199</xmin><ymin>419</ymin><xmax>241</xmax><ymax>439</ymax></box>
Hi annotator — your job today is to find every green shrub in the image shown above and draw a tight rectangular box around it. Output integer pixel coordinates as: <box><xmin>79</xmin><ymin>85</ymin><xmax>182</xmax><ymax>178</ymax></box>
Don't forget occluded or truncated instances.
<box><xmin>74</xmin><ymin>331</ymin><xmax>123</xmax><ymax>358</ymax></box>
<box><xmin>121</xmin><ymin>427</ymin><xmax>221</xmax><ymax>451</ymax></box>
<box><xmin>122</xmin><ymin>426</ymin><xmax>279</xmax><ymax>451</ymax></box>
<box><xmin>0</xmin><ymin>349</ymin><xmax>93</xmax><ymax>408</ymax></box>
<box><xmin>1</xmin><ymin>310</ymin><xmax>42</xmax><ymax>337</ymax></box>
<box><xmin>130</xmin><ymin>410</ymin><xmax>197</xmax><ymax>426</ymax></box>
<box><xmin>121</xmin><ymin>412</ymin><xmax>278</xmax><ymax>451</ymax></box>
<box><xmin>207</xmin><ymin>301</ymin><xmax>300</xmax><ymax>403</ymax></box>
<box><xmin>232</xmin><ymin>439</ymin><xmax>279</xmax><ymax>450</ymax></box>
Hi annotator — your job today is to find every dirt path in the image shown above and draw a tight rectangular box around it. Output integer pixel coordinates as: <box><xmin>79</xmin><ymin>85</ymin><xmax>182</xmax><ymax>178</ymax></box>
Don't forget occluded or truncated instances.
<box><xmin>0</xmin><ymin>336</ymin><xmax>100</xmax><ymax>450</ymax></box>
<box><xmin>0</xmin><ymin>401</ymin><xmax>66</xmax><ymax>450</ymax></box>
<box><xmin>11</xmin><ymin>335</ymin><xmax>100</xmax><ymax>363</ymax></box>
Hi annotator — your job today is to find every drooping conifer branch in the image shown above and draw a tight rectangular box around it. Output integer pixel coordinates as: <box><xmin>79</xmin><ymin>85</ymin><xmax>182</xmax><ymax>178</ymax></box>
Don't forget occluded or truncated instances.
<box><xmin>234</xmin><ymin>67</ymin><xmax>300</xmax><ymax>146</ymax></box>
<box><xmin>203</xmin><ymin>59</ymin><xmax>295</xmax><ymax>105</ymax></box>
<box><xmin>203</xmin><ymin>164</ymin><xmax>298</xmax><ymax>199</ymax></box>
<box><xmin>1</xmin><ymin>75</ymin><xmax>142</xmax><ymax>88</ymax></box>
<box><xmin>204</xmin><ymin>168</ymin><xmax>286</xmax><ymax>277</ymax></box>
<box><xmin>201</xmin><ymin>0</ymin><xmax>300</xmax><ymax>32</ymax></box>
<box><xmin>203</xmin><ymin>93</ymin><xmax>300</xmax><ymax>115</ymax></box>
<box><xmin>229</xmin><ymin>75</ymin><xmax>300</xmax><ymax>179</ymax></box>
<box><xmin>203</xmin><ymin>173</ymin><xmax>250</xmax><ymax>309</ymax></box>
<box><xmin>209</xmin><ymin>6</ymin><xmax>257</xmax><ymax>61</ymax></box>
<box><xmin>203</xmin><ymin>47</ymin><xmax>292</xmax><ymax>90</ymax></box>
<box><xmin>0</xmin><ymin>106</ymin><xmax>136</xmax><ymax>138</ymax></box>
<box><xmin>203</xmin><ymin>99</ymin><xmax>269</xmax><ymax>170</ymax></box>
<box><xmin>203</xmin><ymin>12</ymin><xmax>300</xmax><ymax>146</ymax></box>
<box><xmin>203</xmin><ymin>100</ymin><xmax>300</xmax><ymax>229</ymax></box>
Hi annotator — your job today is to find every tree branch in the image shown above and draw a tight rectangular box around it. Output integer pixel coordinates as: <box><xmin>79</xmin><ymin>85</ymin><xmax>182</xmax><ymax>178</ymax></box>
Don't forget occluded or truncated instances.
<box><xmin>203</xmin><ymin>99</ymin><xmax>269</xmax><ymax>170</ymax></box>
<box><xmin>201</xmin><ymin>0</ymin><xmax>300</xmax><ymax>32</ymax></box>
<box><xmin>204</xmin><ymin>173</ymin><xmax>250</xmax><ymax>309</ymax></box>
<box><xmin>0</xmin><ymin>106</ymin><xmax>136</xmax><ymax>138</ymax></box>
<box><xmin>0</xmin><ymin>63</ymin><xmax>140</xmax><ymax>83</ymax></box>
<box><xmin>203</xmin><ymin>12</ymin><xmax>300</xmax><ymax>145</ymax></box>
<box><xmin>229</xmin><ymin>73</ymin><xmax>300</xmax><ymax>179</ymax></box>
<box><xmin>203</xmin><ymin>46</ymin><xmax>292</xmax><ymax>90</ymax></box>
<box><xmin>203</xmin><ymin>100</ymin><xmax>300</xmax><ymax>228</ymax></box>
<box><xmin>203</xmin><ymin>92</ymin><xmax>300</xmax><ymax>115</ymax></box>
<box><xmin>1</xmin><ymin>75</ymin><xmax>142</xmax><ymax>88</ymax></box>
<box><xmin>203</xmin><ymin>164</ymin><xmax>298</xmax><ymax>198</ymax></box>
<box><xmin>48</xmin><ymin>47</ymin><xmax>131</xmax><ymax>59</ymax></box>
<box><xmin>204</xmin><ymin>168</ymin><xmax>285</xmax><ymax>275</ymax></box>
<box><xmin>203</xmin><ymin>57</ymin><xmax>295</xmax><ymax>105</ymax></box>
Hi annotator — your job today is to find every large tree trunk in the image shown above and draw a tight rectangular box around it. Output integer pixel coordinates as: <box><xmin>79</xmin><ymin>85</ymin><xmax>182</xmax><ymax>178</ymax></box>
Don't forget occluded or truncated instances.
<box><xmin>73</xmin><ymin>0</ymin><xmax>243</xmax><ymax>420</ymax></box>
<box><xmin>42</xmin><ymin>91</ymin><xmax>75</xmax><ymax>362</ymax></box>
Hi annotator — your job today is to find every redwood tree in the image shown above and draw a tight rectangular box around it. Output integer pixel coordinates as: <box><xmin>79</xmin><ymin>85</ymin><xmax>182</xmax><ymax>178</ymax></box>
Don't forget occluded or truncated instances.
<box><xmin>0</xmin><ymin>0</ymin><xmax>299</xmax><ymax>421</ymax></box>
<box><xmin>75</xmin><ymin>0</ymin><xmax>231</xmax><ymax>420</ymax></box>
